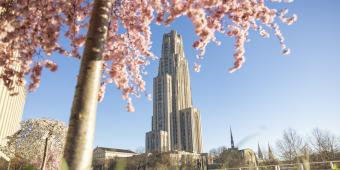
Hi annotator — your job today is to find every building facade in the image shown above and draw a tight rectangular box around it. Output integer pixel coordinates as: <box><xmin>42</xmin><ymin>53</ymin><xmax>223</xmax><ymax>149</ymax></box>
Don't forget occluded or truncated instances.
<box><xmin>92</xmin><ymin>147</ymin><xmax>137</xmax><ymax>170</ymax></box>
<box><xmin>145</xmin><ymin>30</ymin><xmax>203</xmax><ymax>154</ymax></box>
<box><xmin>93</xmin><ymin>147</ymin><xmax>137</xmax><ymax>160</ymax></box>
<box><xmin>0</xmin><ymin>69</ymin><xmax>26</xmax><ymax>146</ymax></box>
<box><xmin>210</xmin><ymin>128</ymin><xmax>258</xmax><ymax>169</ymax></box>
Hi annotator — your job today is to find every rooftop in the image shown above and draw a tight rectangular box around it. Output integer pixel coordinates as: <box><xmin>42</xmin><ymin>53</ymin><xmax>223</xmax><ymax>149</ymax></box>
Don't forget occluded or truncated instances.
<box><xmin>94</xmin><ymin>146</ymin><xmax>136</xmax><ymax>154</ymax></box>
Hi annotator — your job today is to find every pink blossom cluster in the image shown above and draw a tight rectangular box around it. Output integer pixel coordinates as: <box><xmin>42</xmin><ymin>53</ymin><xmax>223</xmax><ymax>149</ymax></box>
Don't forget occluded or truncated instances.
<box><xmin>0</xmin><ymin>0</ymin><xmax>296</xmax><ymax>111</ymax></box>
<box><xmin>0</xmin><ymin>0</ymin><xmax>91</xmax><ymax>92</ymax></box>
<box><xmin>151</xmin><ymin>0</ymin><xmax>297</xmax><ymax>72</ymax></box>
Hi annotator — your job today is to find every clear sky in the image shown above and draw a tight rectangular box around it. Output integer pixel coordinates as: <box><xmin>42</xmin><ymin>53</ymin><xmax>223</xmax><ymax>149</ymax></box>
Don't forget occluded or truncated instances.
<box><xmin>23</xmin><ymin>1</ymin><xmax>340</xmax><ymax>154</ymax></box>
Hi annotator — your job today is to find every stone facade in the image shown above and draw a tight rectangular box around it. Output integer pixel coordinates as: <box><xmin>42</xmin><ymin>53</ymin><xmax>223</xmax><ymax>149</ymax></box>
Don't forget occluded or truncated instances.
<box><xmin>92</xmin><ymin>147</ymin><xmax>137</xmax><ymax>170</ymax></box>
<box><xmin>93</xmin><ymin>147</ymin><xmax>137</xmax><ymax>160</ymax></box>
<box><xmin>145</xmin><ymin>30</ymin><xmax>203</xmax><ymax>154</ymax></box>
<box><xmin>167</xmin><ymin>151</ymin><xmax>207</xmax><ymax>169</ymax></box>
<box><xmin>209</xmin><ymin>129</ymin><xmax>258</xmax><ymax>169</ymax></box>
<box><xmin>127</xmin><ymin>151</ymin><xmax>208</xmax><ymax>170</ymax></box>
<box><xmin>218</xmin><ymin>148</ymin><xmax>258</xmax><ymax>168</ymax></box>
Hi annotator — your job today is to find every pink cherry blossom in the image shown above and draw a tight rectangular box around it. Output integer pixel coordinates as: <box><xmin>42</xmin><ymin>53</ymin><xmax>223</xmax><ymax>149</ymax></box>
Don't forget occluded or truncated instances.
<box><xmin>0</xmin><ymin>0</ymin><xmax>297</xmax><ymax>111</ymax></box>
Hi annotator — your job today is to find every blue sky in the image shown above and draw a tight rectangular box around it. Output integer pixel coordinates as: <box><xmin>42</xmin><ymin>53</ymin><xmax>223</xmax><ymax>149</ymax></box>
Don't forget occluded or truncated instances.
<box><xmin>23</xmin><ymin>1</ymin><xmax>340</xmax><ymax>154</ymax></box>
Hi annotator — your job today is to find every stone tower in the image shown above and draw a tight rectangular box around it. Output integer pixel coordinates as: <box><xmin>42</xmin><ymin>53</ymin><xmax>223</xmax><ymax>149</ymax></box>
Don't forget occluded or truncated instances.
<box><xmin>230</xmin><ymin>127</ymin><xmax>235</xmax><ymax>149</ymax></box>
<box><xmin>258</xmin><ymin>143</ymin><xmax>263</xmax><ymax>160</ymax></box>
<box><xmin>268</xmin><ymin>144</ymin><xmax>275</xmax><ymax>161</ymax></box>
<box><xmin>145</xmin><ymin>30</ymin><xmax>203</xmax><ymax>154</ymax></box>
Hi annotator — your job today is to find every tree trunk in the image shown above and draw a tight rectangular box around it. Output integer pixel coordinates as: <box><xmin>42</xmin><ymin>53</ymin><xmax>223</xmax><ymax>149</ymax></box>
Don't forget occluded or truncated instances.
<box><xmin>41</xmin><ymin>137</ymin><xmax>49</xmax><ymax>170</ymax></box>
<box><xmin>63</xmin><ymin>0</ymin><xmax>112</xmax><ymax>169</ymax></box>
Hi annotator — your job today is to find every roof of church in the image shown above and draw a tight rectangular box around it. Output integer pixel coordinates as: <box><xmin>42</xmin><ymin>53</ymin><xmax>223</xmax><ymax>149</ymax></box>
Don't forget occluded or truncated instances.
<box><xmin>95</xmin><ymin>146</ymin><xmax>136</xmax><ymax>154</ymax></box>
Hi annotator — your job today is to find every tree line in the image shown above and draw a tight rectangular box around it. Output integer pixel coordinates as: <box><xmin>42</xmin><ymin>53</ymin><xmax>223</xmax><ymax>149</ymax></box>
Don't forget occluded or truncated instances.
<box><xmin>209</xmin><ymin>127</ymin><xmax>340</xmax><ymax>168</ymax></box>
<box><xmin>276</xmin><ymin>128</ymin><xmax>340</xmax><ymax>163</ymax></box>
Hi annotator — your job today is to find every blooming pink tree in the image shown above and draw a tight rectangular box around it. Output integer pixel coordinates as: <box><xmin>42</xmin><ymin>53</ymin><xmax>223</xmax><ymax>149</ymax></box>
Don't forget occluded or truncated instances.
<box><xmin>0</xmin><ymin>0</ymin><xmax>297</xmax><ymax>169</ymax></box>
<box><xmin>0</xmin><ymin>119</ymin><xmax>67</xmax><ymax>170</ymax></box>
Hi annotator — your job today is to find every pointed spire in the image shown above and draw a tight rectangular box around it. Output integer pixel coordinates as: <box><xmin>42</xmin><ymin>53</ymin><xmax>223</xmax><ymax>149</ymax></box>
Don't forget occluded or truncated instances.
<box><xmin>268</xmin><ymin>143</ymin><xmax>275</xmax><ymax>161</ymax></box>
<box><xmin>258</xmin><ymin>142</ymin><xmax>263</xmax><ymax>160</ymax></box>
<box><xmin>230</xmin><ymin>126</ymin><xmax>235</xmax><ymax>148</ymax></box>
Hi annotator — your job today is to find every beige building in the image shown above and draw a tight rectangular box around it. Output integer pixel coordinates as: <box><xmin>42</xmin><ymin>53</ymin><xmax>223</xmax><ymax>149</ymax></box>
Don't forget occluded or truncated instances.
<box><xmin>212</xmin><ymin>128</ymin><xmax>258</xmax><ymax>169</ymax></box>
<box><xmin>93</xmin><ymin>147</ymin><xmax>137</xmax><ymax>160</ymax></box>
<box><xmin>0</xmin><ymin>2</ymin><xmax>25</xmax><ymax>147</ymax></box>
<box><xmin>92</xmin><ymin>147</ymin><xmax>137</xmax><ymax>170</ymax></box>
<box><xmin>0</xmin><ymin>70</ymin><xmax>26</xmax><ymax>146</ymax></box>
<box><xmin>0</xmin><ymin>67</ymin><xmax>26</xmax><ymax>166</ymax></box>
<box><xmin>145</xmin><ymin>30</ymin><xmax>203</xmax><ymax>154</ymax></box>
<box><xmin>219</xmin><ymin>147</ymin><xmax>257</xmax><ymax>168</ymax></box>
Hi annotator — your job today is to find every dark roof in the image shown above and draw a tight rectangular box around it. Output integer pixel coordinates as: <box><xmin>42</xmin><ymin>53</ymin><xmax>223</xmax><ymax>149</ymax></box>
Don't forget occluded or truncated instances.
<box><xmin>95</xmin><ymin>147</ymin><xmax>136</xmax><ymax>154</ymax></box>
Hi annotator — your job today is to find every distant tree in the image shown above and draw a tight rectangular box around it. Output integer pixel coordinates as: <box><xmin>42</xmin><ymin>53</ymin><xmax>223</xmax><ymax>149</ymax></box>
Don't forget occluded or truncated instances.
<box><xmin>135</xmin><ymin>147</ymin><xmax>145</xmax><ymax>154</ymax></box>
<box><xmin>0</xmin><ymin>119</ymin><xmax>67</xmax><ymax>170</ymax></box>
<box><xmin>146</xmin><ymin>153</ymin><xmax>172</xmax><ymax>169</ymax></box>
<box><xmin>209</xmin><ymin>148</ymin><xmax>219</xmax><ymax>158</ymax></box>
<box><xmin>0</xmin><ymin>156</ymin><xmax>34</xmax><ymax>170</ymax></box>
<box><xmin>209</xmin><ymin>146</ymin><xmax>226</xmax><ymax>158</ymax></box>
<box><xmin>209</xmin><ymin>146</ymin><xmax>225</xmax><ymax>166</ymax></box>
<box><xmin>217</xmin><ymin>146</ymin><xmax>227</xmax><ymax>155</ymax></box>
<box><xmin>125</xmin><ymin>153</ymin><xmax>148</xmax><ymax>170</ymax></box>
<box><xmin>309</xmin><ymin>128</ymin><xmax>340</xmax><ymax>161</ymax></box>
<box><xmin>0</xmin><ymin>0</ymin><xmax>297</xmax><ymax>169</ymax></box>
<box><xmin>276</xmin><ymin>128</ymin><xmax>306</xmax><ymax>162</ymax></box>
<box><xmin>183</xmin><ymin>155</ymin><xmax>200</xmax><ymax>170</ymax></box>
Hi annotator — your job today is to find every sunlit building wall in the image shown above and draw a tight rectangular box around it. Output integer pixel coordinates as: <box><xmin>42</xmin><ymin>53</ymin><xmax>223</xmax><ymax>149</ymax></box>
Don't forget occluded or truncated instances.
<box><xmin>145</xmin><ymin>30</ymin><xmax>203</xmax><ymax>154</ymax></box>
<box><xmin>0</xmin><ymin>69</ymin><xmax>26</xmax><ymax>146</ymax></box>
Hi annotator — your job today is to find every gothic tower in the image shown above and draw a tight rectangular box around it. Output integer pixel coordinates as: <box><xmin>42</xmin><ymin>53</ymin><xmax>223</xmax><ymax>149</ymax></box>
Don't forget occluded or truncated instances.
<box><xmin>145</xmin><ymin>30</ymin><xmax>203</xmax><ymax>153</ymax></box>
<box><xmin>258</xmin><ymin>142</ymin><xmax>263</xmax><ymax>160</ymax></box>
<box><xmin>268</xmin><ymin>143</ymin><xmax>275</xmax><ymax>161</ymax></box>
<box><xmin>230</xmin><ymin>127</ymin><xmax>235</xmax><ymax>149</ymax></box>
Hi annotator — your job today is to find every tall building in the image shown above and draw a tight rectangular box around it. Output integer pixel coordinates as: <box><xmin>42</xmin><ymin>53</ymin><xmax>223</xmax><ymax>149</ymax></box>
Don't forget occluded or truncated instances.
<box><xmin>0</xmin><ymin>3</ymin><xmax>25</xmax><ymax>148</ymax></box>
<box><xmin>0</xmin><ymin>69</ymin><xmax>26</xmax><ymax>146</ymax></box>
<box><xmin>145</xmin><ymin>30</ymin><xmax>203</xmax><ymax>154</ymax></box>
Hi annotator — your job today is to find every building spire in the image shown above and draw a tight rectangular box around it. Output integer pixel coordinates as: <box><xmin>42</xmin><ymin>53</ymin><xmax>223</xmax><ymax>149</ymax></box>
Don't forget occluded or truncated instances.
<box><xmin>258</xmin><ymin>142</ymin><xmax>263</xmax><ymax>159</ymax></box>
<box><xmin>230</xmin><ymin>126</ymin><xmax>235</xmax><ymax>148</ymax></box>
<box><xmin>268</xmin><ymin>143</ymin><xmax>275</xmax><ymax>161</ymax></box>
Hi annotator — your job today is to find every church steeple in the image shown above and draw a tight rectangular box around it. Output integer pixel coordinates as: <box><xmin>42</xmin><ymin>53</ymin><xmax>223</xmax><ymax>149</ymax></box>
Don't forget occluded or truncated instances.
<box><xmin>258</xmin><ymin>142</ymin><xmax>263</xmax><ymax>159</ymax></box>
<box><xmin>268</xmin><ymin>143</ymin><xmax>275</xmax><ymax>161</ymax></box>
<box><xmin>230</xmin><ymin>127</ymin><xmax>235</xmax><ymax>148</ymax></box>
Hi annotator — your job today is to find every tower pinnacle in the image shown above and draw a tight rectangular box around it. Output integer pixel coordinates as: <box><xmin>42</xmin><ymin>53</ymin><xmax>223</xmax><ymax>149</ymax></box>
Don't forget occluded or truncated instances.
<box><xmin>268</xmin><ymin>143</ymin><xmax>275</xmax><ymax>161</ymax></box>
<box><xmin>230</xmin><ymin>127</ymin><xmax>235</xmax><ymax>149</ymax></box>
<box><xmin>258</xmin><ymin>142</ymin><xmax>263</xmax><ymax>159</ymax></box>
